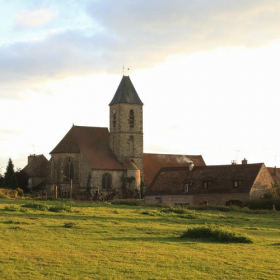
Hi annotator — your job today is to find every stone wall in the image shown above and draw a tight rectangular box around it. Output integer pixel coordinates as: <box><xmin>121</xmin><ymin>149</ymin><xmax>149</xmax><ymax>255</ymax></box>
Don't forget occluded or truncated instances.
<box><xmin>89</xmin><ymin>169</ymin><xmax>125</xmax><ymax>198</ymax></box>
<box><xmin>145</xmin><ymin>193</ymin><xmax>250</xmax><ymax>206</ymax></box>
<box><xmin>250</xmin><ymin>164</ymin><xmax>274</xmax><ymax>199</ymax></box>
<box><xmin>193</xmin><ymin>193</ymin><xmax>250</xmax><ymax>205</ymax></box>
<box><xmin>109</xmin><ymin>103</ymin><xmax>143</xmax><ymax>174</ymax></box>
<box><xmin>145</xmin><ymin>195</ymin><xmax>194</xmax><ymax>205</ymax></box>
<box><xmin>49</xmin><ymin>153</ymin><xmax>90</xmax><ymax>189</ymax></box>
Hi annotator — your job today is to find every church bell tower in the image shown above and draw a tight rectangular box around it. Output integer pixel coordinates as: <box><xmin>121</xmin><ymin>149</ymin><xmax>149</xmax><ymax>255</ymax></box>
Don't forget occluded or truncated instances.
<box><xmin>109</xmin><ymin>76</ymin><xmax>144</xmax><ymax>173</ymax></box>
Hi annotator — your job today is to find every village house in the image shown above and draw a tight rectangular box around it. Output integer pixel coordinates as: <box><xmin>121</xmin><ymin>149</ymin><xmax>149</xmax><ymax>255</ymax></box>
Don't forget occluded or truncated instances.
<box><xmin>145</xmin><ymin>159</ymin><xmax>274</xmax><ymax>206</ymax></box>
<box><xmin>22</xmin><ymin>154</ymin><xmax>49</xmax><ymax>193</ymax></box>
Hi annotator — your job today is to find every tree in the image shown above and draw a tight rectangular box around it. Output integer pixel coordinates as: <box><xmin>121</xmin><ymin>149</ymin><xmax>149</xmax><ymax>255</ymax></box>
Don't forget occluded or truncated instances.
<box><xmin>16</xmin><ymin>169</ymin><xmax>29</xmax><ymax>193</ymax></box>
<box><xmin>2</xmin><ymin>158</ymin><xmax>19</xmax><ymax>189</ymax></box>
<box><xmin>271</xmin><ymin>181</ymin><xmax>280</xmax><ymax>198</ymax></box>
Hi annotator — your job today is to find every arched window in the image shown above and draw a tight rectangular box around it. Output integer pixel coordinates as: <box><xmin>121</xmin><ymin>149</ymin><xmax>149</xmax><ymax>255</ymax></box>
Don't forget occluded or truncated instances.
<box><xmin>102</xmin><ymin>173</ymin><xmax>112</xmax><ymax>190</ymax></box>
<box><xmin>129</xmin><ymin>110</ymin><xmax>134</xmax><ymax>128</ymax></box>
<box><xmin>64</xmin><ymin>157</ymin><xmax>74</xmax><ymax>182</ymax></box>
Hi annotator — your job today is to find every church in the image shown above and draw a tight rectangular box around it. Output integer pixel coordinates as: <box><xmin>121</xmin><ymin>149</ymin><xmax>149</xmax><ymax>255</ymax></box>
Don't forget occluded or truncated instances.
<box><xmin>46</xmin><ymin>76</ymin><xmax>205</xmax><ymax>198</ymax></box>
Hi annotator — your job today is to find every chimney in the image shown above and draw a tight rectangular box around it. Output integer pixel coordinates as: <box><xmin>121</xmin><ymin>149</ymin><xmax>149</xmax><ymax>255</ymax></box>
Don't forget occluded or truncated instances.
<box><xmin>231</xmin><ymin>160</ymin><xmax>237</xmax><ymax>165</ymax></box>
<box><xmin>242</xmin><ymin>158</ymin><xmax>248</xmax><ymax>165</ymax></box>
<box><xmin>189</xmin><ymin>161</ymin><xmax>194</xmax><ymax>171</ymax></box>
<box><xmin>28</xmin><ymin>154</ymin><xmax>36</xmax><ymax>164</ymax></box>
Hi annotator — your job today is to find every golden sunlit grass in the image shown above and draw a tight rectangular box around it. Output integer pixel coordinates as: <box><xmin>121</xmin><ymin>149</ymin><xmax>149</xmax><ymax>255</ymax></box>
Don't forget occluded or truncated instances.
<box><xmin>0</xmin><ymin>198</ymin><xmax>280</xmax><ymax>279</ymax></box>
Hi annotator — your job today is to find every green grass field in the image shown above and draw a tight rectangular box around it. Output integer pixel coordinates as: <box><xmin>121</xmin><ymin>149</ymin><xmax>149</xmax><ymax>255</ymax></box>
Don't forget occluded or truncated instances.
<box><xmin>0</xmin><ymin>198</ymin><xmax>279</xmax><ymax>279</ymax></box>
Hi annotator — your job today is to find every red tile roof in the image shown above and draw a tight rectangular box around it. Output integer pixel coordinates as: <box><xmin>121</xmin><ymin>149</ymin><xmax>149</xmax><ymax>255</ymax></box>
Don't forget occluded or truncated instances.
<box><xmin>50</xmin><ymin>125</ymin><xmax>126</xmax><ymax>170</ymax></box>
<box><xmin>147</xmin><ymin>163</ymin><xmax>266</xmax><ymax>195</ymax></box>
<box><xmin>143</xmin><ymin>153</ymin><xmax>206</xmax><ymax>187</ymax></box>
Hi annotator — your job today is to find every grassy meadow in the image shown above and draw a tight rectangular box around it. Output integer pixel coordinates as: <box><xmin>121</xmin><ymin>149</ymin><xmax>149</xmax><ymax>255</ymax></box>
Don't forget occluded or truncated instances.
<box><xmin>0</xmin><ymin>198</ymin><xmax>280</xmax><ymax>279</ymax></box>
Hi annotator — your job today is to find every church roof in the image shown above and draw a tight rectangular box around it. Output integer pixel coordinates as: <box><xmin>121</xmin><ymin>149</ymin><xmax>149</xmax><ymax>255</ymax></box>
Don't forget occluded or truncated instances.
<box><xmin>50</xmin><ymin>125</ymin><xmax>126</xmax><ymax>170</ymax></box>
<box><xmin>109</xmin><ymin>76</ymin><xmax>143</xmax><ymax>105</ymax></box>
<box><xmin>143</xmin><ymin>153</ymin><xmax>206</xmax><ymax>187</ymax></box>
<box><xmin>146</xmin><ymin>163</ymin><xmax>267</xmax><ymax>196</ymax></box>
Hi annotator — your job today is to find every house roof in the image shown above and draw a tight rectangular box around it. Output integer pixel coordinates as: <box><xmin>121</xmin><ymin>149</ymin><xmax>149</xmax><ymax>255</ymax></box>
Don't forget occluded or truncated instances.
<box><xmin>267</xmin><ymin>167</ymin><xmax>280</xmax><ymax>182</ymax></box>
<box><xmin>22</xmin><ymin>154</ymin><xmax>49</xmax><ymax>178</ymax></box>
<box><xmin>146</xmin><ymin>163</ymin><xmax>265</xmax><ymax>196</ymax></box>
<box><xmin>143</xmin><ymin>153</ymin><xmax>206</xmax><ymax>187</ymax></box>
<box><xmin>109</xmin><ymin>76</ymin><xmax>143</xmax><ymax>105</ymax></box>
<box><xmin>50</xmin><ymin>125</ymin><xmax>126</xmax><ymax>170</ymax></box>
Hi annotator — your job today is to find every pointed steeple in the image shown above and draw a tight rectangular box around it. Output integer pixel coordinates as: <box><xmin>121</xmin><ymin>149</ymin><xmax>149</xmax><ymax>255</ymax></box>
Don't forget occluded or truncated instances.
<box><xmin>109</xmin><ymin>76</ymin><xmax>143</xmax><ymax>105</ymax></box>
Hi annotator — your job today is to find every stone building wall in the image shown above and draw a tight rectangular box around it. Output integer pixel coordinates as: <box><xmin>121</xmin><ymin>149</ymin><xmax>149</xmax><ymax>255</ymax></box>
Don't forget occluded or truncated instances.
<box><xmin>48</xmin><ymin>153</ymin><xmax>90</xmax><ymax>195</ymax></box>
<box><xmin>90</xmin><ymin>169</ymin><xmax>125</xmax><ymax>198</ymax></box>
<box><xmin>192</xmin><ymin>193</ymin><xmax>250</xmax><ymax>205</ymax></box>
<box><xmin>145</xmin><ymin>195</ymin><xmax>194</xmax><ymax>205</ymax></box>
<box><xmin>109</xmin><ymin>103</ymin><xmax>143</xmax><ymax>174</ymax></box>
<box><xmin>145</xmin><ymin>193</ymin><xmax>250</xmax><ymax>206</ymax></box>
<box><xmin>127</xmin><ymin>169</ymin><xmax>141</xmax><ymax>190</ymax></box>
<box><xmin>250</xmin><ymin>164</ymin><xmax>274</xmax><ymax>199</ymax></box>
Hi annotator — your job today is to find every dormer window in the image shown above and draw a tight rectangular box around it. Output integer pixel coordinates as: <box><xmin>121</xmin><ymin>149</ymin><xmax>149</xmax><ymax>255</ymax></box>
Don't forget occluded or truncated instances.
<box><xmin>233</xmin><ymin>180</ymin><xmax>243</xmax><ymax>188</ymax></box>
<box><xmin>203</xmin><ymin>181</ymin><xmax>212</xmax><ymax>189</ymax></box>
<box><xmin>129</xmin><ymin>110</ymin><xmax>134</xmax><ymax>128</ymax></box>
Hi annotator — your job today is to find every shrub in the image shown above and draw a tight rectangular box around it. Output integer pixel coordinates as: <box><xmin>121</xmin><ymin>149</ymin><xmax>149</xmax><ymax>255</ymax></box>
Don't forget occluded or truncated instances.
<box><xmin>0</xmin><ymin>188</ymin><xmax>18</xmax><ymax>198</ymax></box>
<box><xmin>16</xmin><ymin>188</ymin><xmax>24</xmax><ymax>197</ymax></box>
<box><xmin>4</xmin><ymin>220</ymin><xmax>21</xmax><ymax>224</ymax></box>
<box><xmin>180</xmin><ymin>224</ymin><xmax>253</xmax><ymax>243</ymax></box>
<box><xmin>21</xmin><ymin>202</ymin><xmax>48</xmax><ymax>211</ymax></box>
<box><xmin>63</xmin><ymin>222</ymin><xmax>76</xmax><ymax>228</ymax></box>
<box><xmin>189</xmin><ymin>205</ymin><xmax>232</xmax><ymax>212</ymax></box>
<box><xmin>160</xmin><ymin>206</ymin><xmax>191</xmax><ymax>214</ymax></box>
<box><xmin>49</xmin><ymin>204</ymin><xmax>72</xmax><ymax>213</ymax></box>
<box><xmin>111</xmin><ymin>199</ymin><xmax>145</xmax><ymax>206</ymax></box>
<box><xmin>3</xmin><ymin>205</ymin><xmax>19</xmax><ymax>211</ymax></box>
<box><xmin>243</xmin><ymin>198</ymin><xmax>280</xmax><ymax>210</ymax></box>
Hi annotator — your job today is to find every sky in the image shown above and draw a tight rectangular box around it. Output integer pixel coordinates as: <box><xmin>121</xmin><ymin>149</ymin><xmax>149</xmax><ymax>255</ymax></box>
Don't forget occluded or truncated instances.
<box><xmin>1</xmin><ymin>0</ymin><xmax>280</xmax><ymax>172</ymax></box>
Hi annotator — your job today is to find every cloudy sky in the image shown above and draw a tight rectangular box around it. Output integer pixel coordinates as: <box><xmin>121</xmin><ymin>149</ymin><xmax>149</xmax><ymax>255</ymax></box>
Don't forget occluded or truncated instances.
<box><xmin>1</xmin><ymin>0</ymin><xmax>280</xmax><ymax>172</ymax></box>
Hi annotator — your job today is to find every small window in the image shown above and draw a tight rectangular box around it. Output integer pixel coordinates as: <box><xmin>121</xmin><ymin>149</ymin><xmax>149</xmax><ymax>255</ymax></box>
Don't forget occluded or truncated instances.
<box><xmin>113</xmin><ymin>111</ymin><xmax>116</xmax><ymax>128</ymax></box>
<box><xmin>184</xmin><ymin>184</ymin><xmax>189</xmax><ymax>192</ymax></box>
<box><xmin>203</xmin><ymin>181</ymin><xmax>212</xmax><ymax>189</ymax></box>
<box><xmin>129</xmin><ymin>110</ymin><xmax>134</xmax><ymax>128</ymax></box>
<box><xmin>233</xmin><ymin>180</ymin><xmax>242</xmax><ymax>188</ymax></box>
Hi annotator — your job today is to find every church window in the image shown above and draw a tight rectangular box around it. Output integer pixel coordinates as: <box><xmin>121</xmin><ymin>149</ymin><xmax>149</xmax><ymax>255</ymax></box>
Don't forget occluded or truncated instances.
<box><xmin>113</xmin><ymin>110</ymin><xmax>116</xmax><ymax>128</ymax></box>
<box><xmin>64</xmin><ymin>157</ymin><xmax>74</xmax><ymax>182</ymax></box>
<box><xmin>129</xmin><ymin>110</ymin><xmax>134</xmax><ymax>128</ymax></box>
<box><xmin>102</xmin><ymin>173</ymin><xmax>112</xmax><ymax>190</ymax></box>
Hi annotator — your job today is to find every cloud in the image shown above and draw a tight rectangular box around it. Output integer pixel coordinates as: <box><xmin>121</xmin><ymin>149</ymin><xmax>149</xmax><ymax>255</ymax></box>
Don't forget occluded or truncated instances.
<box><xmin>14</xmin><ymin>8</ymin><xmax>58</xmax><ymax>28</ymax></box>
<box><xmin>1</xmin><ymin>0</ymin><xmax>280</xmax><ymax>98</ymax></box>
<box><xmin>1</xmin><ymin>129</ymin><xmax>21</xmax><ymax>135</ymax></box>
